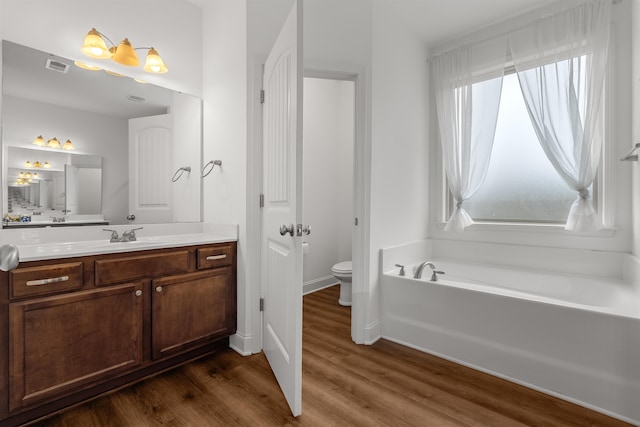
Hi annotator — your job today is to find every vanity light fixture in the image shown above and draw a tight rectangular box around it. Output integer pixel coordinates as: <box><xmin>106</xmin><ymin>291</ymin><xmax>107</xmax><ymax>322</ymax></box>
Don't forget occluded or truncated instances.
<box><xmin>43</xmin><ymin>162</ymin><xmax>51</xmax><ymax>169</ymax></box>
<box><xmin>24</xmin><ymin>161</ymin><xmax>32</xmax><ymax>168</ymax></box>
<box><xmin>63</xmin><ymin>139</ymin><xmax>75</xmax><ymax>151</ymax></box>
<box><xmin>33</xmin><ymin>161</ymin><xmax>42</xmax><ymax>168</ymax></box>
<box><xmin>81</xmin><ymin>28</ymin><xmax>169</xmax><ymax>74</ymax></box>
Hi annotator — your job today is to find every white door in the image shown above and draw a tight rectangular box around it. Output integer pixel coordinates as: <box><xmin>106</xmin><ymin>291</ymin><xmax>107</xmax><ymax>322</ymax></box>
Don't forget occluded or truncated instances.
<box><xmin>262</xmin><ymin>0</ymin><xmax>303</xmax><ymax>417</ymax></box>
<box><xmin>129</xmin><ymin>114</ymin><xmax>172</xmax><ymax>224</ymax></box>
<box><xmin>64</xmin><ymin>164</ymin><xmax>78</xmax><ymax>215</ymax></box>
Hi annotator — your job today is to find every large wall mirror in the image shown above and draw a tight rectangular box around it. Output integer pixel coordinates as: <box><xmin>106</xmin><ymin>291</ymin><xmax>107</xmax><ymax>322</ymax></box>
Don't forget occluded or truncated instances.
<box><xmin>1</xmin><ymin>40</ymin><xmax>202</xmax><ymax>228</ymax></box>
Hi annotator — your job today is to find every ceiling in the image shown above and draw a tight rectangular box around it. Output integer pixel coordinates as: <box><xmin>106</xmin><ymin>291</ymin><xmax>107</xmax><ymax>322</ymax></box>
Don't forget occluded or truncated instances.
<box><xmin>378</xmin><ymin>0</ymin><xmax>562</xmax><ymax>46</ymax></box>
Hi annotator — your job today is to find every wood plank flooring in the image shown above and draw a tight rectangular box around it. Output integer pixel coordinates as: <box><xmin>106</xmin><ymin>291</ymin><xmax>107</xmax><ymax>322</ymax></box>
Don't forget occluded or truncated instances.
<box><xmin>31</xmin><ymin>285</ymin><xmax>632</xmax><ymax>426</ymax></box>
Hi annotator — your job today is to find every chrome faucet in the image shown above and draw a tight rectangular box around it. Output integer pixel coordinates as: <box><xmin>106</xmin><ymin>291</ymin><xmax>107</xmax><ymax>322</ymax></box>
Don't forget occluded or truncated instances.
<box><xmin>414</xmin><ymin>261</ymin><xmax>435</xmax><ymax>279</ymax></box>
<box><xmin>103</xmin><ymin>227</ymin><xmax>143</xmax><ymax>243</ymax></box>
<box><xmin>121</xmin><ymin>227</ymin><xmax>143</xmax><ymax>242</ymax></box>
<box><xmin>414</xmin><ymin>261</ymin><xmax>446</xmax><ymax>282</ymax></box>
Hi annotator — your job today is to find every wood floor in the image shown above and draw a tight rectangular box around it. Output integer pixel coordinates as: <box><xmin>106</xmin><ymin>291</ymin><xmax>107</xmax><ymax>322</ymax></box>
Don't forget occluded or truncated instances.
<box><xmin>31</xmin><ymin>285</ymin><xmax>631</xmax><ymax>427</ymax></box>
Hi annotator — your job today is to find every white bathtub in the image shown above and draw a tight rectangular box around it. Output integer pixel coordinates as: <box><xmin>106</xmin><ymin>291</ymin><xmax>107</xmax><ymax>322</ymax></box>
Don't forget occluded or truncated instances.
<box><xmin>381</xmin><ymin>244</ymin><xmax>640</xmax><ymax>425</ymax></box>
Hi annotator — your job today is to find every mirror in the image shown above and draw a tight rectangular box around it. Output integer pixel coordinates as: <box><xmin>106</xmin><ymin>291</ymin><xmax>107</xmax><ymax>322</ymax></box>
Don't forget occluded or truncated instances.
<box><xmin>2</xmin><ymin>40</ymin><xmax>202</xmax><ymax>227</ymax></box>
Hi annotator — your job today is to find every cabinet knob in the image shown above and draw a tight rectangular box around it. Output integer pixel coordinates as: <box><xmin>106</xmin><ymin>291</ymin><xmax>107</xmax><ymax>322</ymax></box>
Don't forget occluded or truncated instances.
<box><xmin>155</xmin><ymin>286</ymin><xmax>163</xmax><ymax>293</ymax></box>
<box><xmin>134</xmin><ymin>290</ymin><xmax>142</xmax><ymax>297</ymax></box>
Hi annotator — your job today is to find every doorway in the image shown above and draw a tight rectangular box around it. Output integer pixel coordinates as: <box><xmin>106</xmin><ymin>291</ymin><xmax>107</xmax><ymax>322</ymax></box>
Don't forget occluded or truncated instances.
<box><xmin>301</xmin><ymin>77</ymin><xmax>355</xmax><ymax>298</ymax></box>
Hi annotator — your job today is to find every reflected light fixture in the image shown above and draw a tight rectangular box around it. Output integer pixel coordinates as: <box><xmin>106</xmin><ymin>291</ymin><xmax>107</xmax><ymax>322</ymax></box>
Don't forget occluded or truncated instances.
<box><xmin>47</xmin><ymin>137</ymin><xmax>61</xmax><ymax>149</ymax></box>
<box><xmin>33</xmin><ymin>135</ymin><xmax>74</xmax><ymax>150</ymax></box>
<box><xmin>25</xmin><ymin>161</ymin><xmax>50</xmax><ymax>169</ymax></box>
<box><xmin>81</xmin><ymin>28</ymin><xmax>169</xmax><ymax>73</ymax></box>
<box><xmin>74</xmin><ymin>60</ymin><xmax>102</xmax><ymax>71</ymax></box>
<box><xmin>32</xmin><ymin>135</ymin><xmax>45</xmax><ymax>147</ymax></box>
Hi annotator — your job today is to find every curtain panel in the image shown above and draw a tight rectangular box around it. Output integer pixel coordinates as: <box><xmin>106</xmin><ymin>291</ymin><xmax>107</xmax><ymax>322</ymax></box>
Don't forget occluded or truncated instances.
<box><xmin>432</xmin><ymin>38</ymin><xmax>507</xmax><ymax>232</ymax></box>
<box><xmin>508</xmin><ymin>0</ymin><xmax>611</xmax><ymax>231</ymax></box>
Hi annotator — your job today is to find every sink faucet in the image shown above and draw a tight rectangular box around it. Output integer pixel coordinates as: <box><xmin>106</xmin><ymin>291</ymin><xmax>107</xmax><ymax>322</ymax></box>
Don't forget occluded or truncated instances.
<box><xmin>121</xmin><ymin>227</ymin><xmax>144</xmax><ymax>242</ymax></box>
<box><xmin>414</xmin><ymin>261</ymin><xmax>435</xmax><ymax>279</ymax></box>
<box><xmin>103</xmin><ymin>227</ymin><xmax>143</xmax><ymax>243</ymax></box>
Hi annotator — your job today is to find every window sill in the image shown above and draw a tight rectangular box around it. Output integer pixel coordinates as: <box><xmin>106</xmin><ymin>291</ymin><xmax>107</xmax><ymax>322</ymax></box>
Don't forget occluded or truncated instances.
<box><xmin>434</xmin><ymin>221</ymin><xmax>617</xmax><ymax>237</ymax></box>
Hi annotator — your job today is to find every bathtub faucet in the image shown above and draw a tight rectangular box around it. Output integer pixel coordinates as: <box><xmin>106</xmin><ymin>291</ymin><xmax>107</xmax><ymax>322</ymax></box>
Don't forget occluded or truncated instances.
<box><xmin>414</xmin><ymin>261</ymin><xmax>435</xmax><ymax>279</ymax></box>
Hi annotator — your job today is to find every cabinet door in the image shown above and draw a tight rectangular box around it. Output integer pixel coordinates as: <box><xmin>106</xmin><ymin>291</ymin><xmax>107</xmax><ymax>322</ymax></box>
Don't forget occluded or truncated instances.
<box><xmin>152</xmin><ymin>268</ymin><xmax>235</xmax><ymax>360</ymax></box>
<box><xmin>9</xmin><ymin>283</ymin><xmax>144</xmax><ymax>411</ymax></box>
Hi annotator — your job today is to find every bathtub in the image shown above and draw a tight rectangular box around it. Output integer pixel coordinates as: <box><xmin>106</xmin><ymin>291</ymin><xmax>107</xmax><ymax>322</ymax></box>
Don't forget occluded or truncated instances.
<box><xmin>380</xmin><ymin>243</ymin><xmax>640</xmax><ymax>425</ymax></box>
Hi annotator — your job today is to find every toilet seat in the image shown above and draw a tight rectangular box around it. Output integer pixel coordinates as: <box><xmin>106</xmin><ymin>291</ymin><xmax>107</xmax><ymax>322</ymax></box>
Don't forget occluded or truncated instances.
<box><xmin>332</xmin><ymin>261</ymin><xmax>352</xmax><ymax>275</ymax></box>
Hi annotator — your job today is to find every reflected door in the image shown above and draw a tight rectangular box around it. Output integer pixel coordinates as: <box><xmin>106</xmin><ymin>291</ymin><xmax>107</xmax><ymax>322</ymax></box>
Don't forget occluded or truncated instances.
<box><xmin>129</xmin><ymin>114</ymin><xmax>172</xmax><ymax>223</ymax></box>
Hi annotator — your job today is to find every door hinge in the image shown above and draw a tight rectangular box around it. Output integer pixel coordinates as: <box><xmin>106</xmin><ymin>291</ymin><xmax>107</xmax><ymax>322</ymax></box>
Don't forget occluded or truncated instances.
<box><xmin>260</xmin><ymin>298</ymin><xmax>264</xmax><ymax>312</ymax></box>
<box><xmin>260</xmin><ymin>89</ymin><xmax>265</xmax><ymax>104</ymax></box>
<box><xmin>259</xmin><ymin>194</ymin><xmax>264</xmax><ymax>208</ymax></box>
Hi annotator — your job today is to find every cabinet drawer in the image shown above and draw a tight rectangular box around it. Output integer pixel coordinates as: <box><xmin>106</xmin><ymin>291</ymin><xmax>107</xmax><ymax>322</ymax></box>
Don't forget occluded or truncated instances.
<box><xmin>10</xmin><ymin>262</ymin><xmax>83</xmax><ymax>299</ymax></box>
<box><xmin>197</xmin><ymin>245</ymin><xmax>234</xmax><ymax>269</ymax></box>
<box><xmin>95</xmin><ymin>250</ymin><xmax>190</xmax><ymax>286</ymax></box>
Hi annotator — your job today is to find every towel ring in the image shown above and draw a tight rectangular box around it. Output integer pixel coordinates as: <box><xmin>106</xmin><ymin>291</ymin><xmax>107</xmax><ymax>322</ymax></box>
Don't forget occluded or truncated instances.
<box><xmin>202</xmin><ymin>160</ymin><xmax>222</xmax><ymax>178</ymax></box>
<box><xmin>171</xmin><ymin>166</ymin><xmax>192</xmax><ymax>182</ymax></box>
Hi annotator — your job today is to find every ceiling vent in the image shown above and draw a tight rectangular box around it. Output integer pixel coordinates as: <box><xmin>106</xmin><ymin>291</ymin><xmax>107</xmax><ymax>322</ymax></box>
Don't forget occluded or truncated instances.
<box><xmin>45</xmin><ymin>58</ymin><xmax>70</xmax><ymax>74</ymax></box>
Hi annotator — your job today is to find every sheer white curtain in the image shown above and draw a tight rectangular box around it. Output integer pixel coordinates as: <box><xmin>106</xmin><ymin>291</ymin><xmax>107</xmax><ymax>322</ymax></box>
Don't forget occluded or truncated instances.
<box><xmin>432</xmin><ymin>38</ymin><xmax>506</xmax><ymax>232</ymax></box>
<box><xmin>508</xmin><ymin>0</ymin><xmax>611</xmax><ymax>231</ymax></box>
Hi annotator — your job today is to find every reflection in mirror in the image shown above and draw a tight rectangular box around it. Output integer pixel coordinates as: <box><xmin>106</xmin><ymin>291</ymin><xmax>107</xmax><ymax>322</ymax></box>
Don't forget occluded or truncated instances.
<box><xmin>2</xmin><ymin>40</ymin><xmax>202</xmax><ymax>228</ymax></box>
<box><xmin>5</xmin><ymin>146</ymin><xmax>104</xmax><ymax>227</ymax></box>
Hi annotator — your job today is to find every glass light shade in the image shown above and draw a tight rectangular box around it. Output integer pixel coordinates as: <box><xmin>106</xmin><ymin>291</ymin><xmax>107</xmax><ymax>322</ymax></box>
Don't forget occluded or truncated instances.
<box><xmin>81</xmin><ymin>28</ymin><xmax>112</xmax><ymax>59</ymax></box>
<box><xmin>63</xmin><ymin>140</ymin><xmax>75</xmax><ymax>150</ymax></box>
<box><xmin>112</xmin><ymin>38</ymin><xmax>140</xmax><ymax>66</ymax></box>
<box><xmin>33</xmin><ymin>161</ymin><xmax>42</xmax><ymax>168</ymax></box>
<box><xmin>47</xmin><ymin>137</ymin><xmax>61</xmax><ymax>149</ymax></box>
<box><xmin>143</xmin><ymin>48</ymin><xmax>168</xmax><ymax>73</ymax></box>
<box><xmin>32</xmin><ymin>135</ymin><xmax>45</xmax><ymax>147</ymax></box>
<box><xmin>18</xmin><ymin>172</ymin><xmax>24</xmax><ymax>177</ymax></box>
<box><xmin>25</xmin><ymin>161</ymin><xmax>32</xmax><ymax>168</ymax></box>
<box><xmin>25</xmin><ymin>172</ymin><xmax>32</xmax><ymax>179</ymax></box>
<box><xmin>43</xmin><ymin>162</ymin><xmax>51</xmax><ymax>169</ymax></box>
<box><xmin>74</xmin><ymin>61</ymin><xmax>102</xmax><ymax>71</ymax></box>
<box><xmin>33</xmin><ymin>173</ymin><xmax>38</xmax><ymax>178</ymax></box>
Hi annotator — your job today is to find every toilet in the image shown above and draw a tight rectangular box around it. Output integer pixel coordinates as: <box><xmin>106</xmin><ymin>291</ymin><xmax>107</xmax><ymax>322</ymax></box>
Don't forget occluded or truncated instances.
<box><xmin>331</xmin><ymin>261</ymin><xmax>352</xmax><ymax>306</ymax></box>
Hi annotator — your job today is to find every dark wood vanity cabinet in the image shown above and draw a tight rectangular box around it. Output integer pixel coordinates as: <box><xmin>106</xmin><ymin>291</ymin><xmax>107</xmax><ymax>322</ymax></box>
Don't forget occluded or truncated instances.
<box><xmin>0</xmin><ymin>241</ymin><xmax>236</xmax><ymax>427</ymax></box>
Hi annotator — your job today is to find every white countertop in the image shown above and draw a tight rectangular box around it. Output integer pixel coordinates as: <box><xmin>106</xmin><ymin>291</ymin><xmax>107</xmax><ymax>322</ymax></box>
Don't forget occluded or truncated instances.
<box><xmin>0</xmin><ymin>223</ymin><xmax>238</xmax><ymax>262</ymax></box>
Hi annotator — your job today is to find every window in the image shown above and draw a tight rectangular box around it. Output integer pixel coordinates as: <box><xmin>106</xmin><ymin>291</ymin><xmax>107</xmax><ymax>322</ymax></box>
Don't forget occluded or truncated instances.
<box><xmin>451</xmin><ymin>69</ymin><xmax>599</xmax><ymax>224</ymax></box>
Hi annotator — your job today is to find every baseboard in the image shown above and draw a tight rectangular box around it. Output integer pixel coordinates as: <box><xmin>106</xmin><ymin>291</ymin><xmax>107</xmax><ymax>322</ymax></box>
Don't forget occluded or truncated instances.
<box><xmin>303</xmin><ymin>276</ymin><xmax>338</xmax><ymax>295</ymax></box>
<box><xmin>363</xmin><ymin>319</ymin><xmax>381</xmax><ymax>345</ymax></box>
<box><xmin>229</xmin><ymin>332</ymin><xmax>254</xmax><ymax>356</ymax></box>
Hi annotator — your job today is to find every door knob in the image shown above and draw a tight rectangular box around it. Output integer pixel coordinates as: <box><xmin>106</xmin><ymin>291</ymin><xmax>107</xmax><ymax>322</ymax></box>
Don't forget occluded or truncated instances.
<box><xmin>297</xmin><ymin>224</ymin><xmax>311</xmax><ymax>236</ymax></box>
<box><xmin>280</xmin><ymin>224</ymin><xmax>295</xmax><ymax>236</ymax></box>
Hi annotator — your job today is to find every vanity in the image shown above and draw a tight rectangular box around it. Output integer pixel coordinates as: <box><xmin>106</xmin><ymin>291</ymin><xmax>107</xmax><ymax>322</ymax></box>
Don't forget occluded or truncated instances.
<box><xmin>0</xmin><ymin>223</ymin><xmax>237</xmax><ymax>426</ymax></box>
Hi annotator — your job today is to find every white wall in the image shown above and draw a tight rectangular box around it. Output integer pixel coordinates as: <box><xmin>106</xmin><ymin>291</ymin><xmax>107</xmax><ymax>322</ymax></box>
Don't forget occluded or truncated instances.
<box><xmin>200</xmin><ymin>0</ymin><xmax>250</xmax><ymax>354</ymax></box>
<box><xmin>368</xmin><ymin>2</ymin><xmax>430</xmax><ymax>341</ymax></box>
<box><xmin>302</xmin><ymin>78</ymin><xmax>354</xmax><ymax>290</ymax></box>
<box><xmin>2</xmin><ymin>95</ymin><xmax>128</xmax><ymax>223</ymax></box>
<box><xmin>632</xmin><ymin>0</ymin><xmax>640</xmax><ymax>256</ymax></box>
